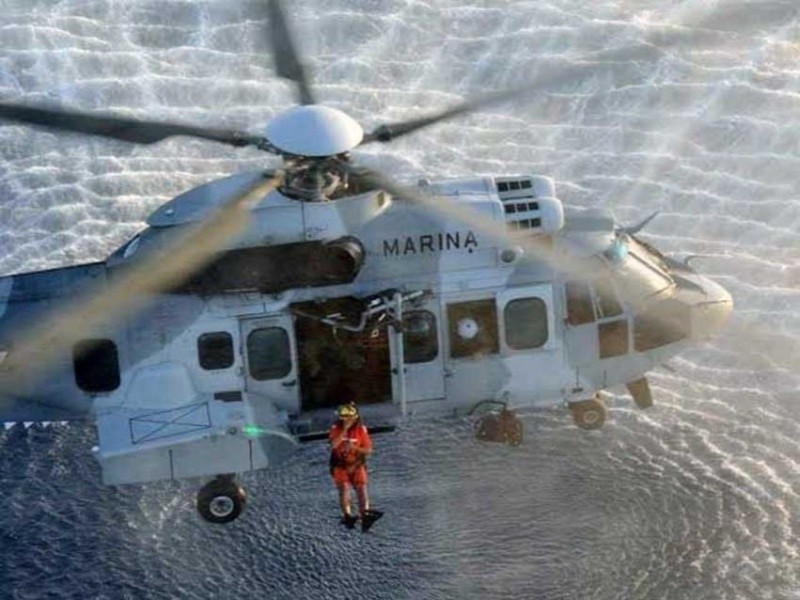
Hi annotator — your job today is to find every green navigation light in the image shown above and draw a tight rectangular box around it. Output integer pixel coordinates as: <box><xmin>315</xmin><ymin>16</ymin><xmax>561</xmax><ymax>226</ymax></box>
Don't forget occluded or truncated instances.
<box><xmin>243</xmin><ymin>424</ymin><xmax>266</xmax><ymax>438</ymax></box>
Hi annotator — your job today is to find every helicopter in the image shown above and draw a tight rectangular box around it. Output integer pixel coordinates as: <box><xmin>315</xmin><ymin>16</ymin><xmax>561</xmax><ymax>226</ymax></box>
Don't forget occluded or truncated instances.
<box><xmin>0</xmin><ymin>0</ymin><xmax>733</xmax><ymax>524</ymax></box>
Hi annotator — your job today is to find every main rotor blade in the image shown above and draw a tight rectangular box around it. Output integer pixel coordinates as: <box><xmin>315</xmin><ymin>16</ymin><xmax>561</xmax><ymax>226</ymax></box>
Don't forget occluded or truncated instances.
<box><xmin>362</xmin><ymin>85</ymin><xmax>537</xmax><ymax>144</ymax></box>
<box><xmin>360</xmin><ymin>22</ymin><xmax>749</xmax><ymax>147</ymax></box>
<box><xmin>2</xmin><ymin>173</ymin><xmax>282</xmax><ymax>383</ymax></box>
<box><xmin>267</xmin><ymin>0</ymin><xmax>316</xmax><ymax>105</ymax></box>
<box><xmin>362</xmin><ymin>43</ymin><xmax>662</xmax><ymax>146</ymax></box>
<box><xmin>0</xmin><ymin>101</ymin><xmax>273</xmax><ymax>150</ymax></box>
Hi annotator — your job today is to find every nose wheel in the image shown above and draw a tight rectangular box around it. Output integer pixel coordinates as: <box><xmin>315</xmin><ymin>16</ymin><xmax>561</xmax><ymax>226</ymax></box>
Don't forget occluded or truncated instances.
<box><xmin>196</xmin><ymin>475</ymin><xmax>247</xmax><ymax>524</ymax></box>
<box><xmin>569</xmin><ymin>397</ymin><xmax>607</xmax><ymax>430</ymax></box>
<box><xmin>474</xmin><ymin>407</ymin><xmax>523</xmax><ymax>447</ymax></box>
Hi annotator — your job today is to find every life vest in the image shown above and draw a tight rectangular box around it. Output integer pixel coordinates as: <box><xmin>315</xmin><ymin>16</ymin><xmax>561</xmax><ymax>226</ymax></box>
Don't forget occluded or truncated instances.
<box><xmin>328</xmin><ymin>420</ymin><xmax>372</xmax><ymax>472</ymax></box>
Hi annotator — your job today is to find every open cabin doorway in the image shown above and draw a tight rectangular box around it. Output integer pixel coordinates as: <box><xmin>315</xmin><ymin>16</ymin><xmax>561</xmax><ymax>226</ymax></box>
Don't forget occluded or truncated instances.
<box><xmin>293</xmin><ymin>298</ymin><xmax>392</xmax><ymax>412</ymax></box>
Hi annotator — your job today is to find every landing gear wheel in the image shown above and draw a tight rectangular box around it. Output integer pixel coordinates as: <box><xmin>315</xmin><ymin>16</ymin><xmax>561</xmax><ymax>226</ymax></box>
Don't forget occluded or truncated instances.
<box><xmin>197</xmin><ymin>476</ymin><xmax>247</xmax><ymax>524</ymax></box>
<box><xmin>569</xmin><ymin>397</ymin><xmax>607</xmax><ymax>431</ymax></box>
<box><xmin>474</xmin><ymin>408</ymin><xmax>523</xmax><ymax>446</ymax></box>
<box><xmin>474</xmin><ymin>416</ymin><xmax>495</xmax><ymax>442</ymax></box>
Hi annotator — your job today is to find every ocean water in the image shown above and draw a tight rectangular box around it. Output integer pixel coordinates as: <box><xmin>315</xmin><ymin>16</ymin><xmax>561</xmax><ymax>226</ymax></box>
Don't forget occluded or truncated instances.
<box><xmin>0</xmin><ymin>1</ymin><xmax>798</xmax><ymax>599</ymax></box>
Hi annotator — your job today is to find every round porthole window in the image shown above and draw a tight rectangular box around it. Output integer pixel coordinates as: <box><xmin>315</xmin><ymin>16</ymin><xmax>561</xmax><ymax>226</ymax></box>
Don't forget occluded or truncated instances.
<box><xmin>457</xmin><ymin>317</ymin><xmax>479</xmax><ymax>340</ymax></box>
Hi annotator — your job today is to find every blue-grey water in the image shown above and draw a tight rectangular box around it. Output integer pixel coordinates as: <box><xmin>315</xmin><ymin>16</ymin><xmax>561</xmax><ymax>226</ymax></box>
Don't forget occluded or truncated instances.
<box><xmin>1</xmin><ymin>1</ymin><xmax>799</xmax><ymax>599</ymax></box>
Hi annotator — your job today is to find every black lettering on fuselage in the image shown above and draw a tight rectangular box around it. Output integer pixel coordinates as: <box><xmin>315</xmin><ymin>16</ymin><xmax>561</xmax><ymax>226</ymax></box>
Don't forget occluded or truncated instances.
<box><xmin>465</xmin><ymin>231</ymin><xmax>478</xmax><ymax>250</ymax></box>
<box><xmin>382</xmin><ymin>230</ymin><xmax>480</xmax><ymax>257</ymax></box>
<box><xmin>446</xmin><ymin>232</ymin><xmax>460</xmax><ymax>250</ymax></box>
<box><xmin>383</xmin><ymin>239</ymin><xmax>400</xmax><ymax>256</ymax></box>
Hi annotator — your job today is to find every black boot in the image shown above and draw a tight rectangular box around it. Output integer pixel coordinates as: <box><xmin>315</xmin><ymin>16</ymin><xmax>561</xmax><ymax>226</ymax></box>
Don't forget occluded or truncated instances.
<box><xmin>340</xmin><ymin>513</ymin><xmax>358</xmax><ymax>529</ymax></box>
<box><xmin>360</xmin><ymin>510</ymin><xmax>383</xmax><ymax>532</ymax></box>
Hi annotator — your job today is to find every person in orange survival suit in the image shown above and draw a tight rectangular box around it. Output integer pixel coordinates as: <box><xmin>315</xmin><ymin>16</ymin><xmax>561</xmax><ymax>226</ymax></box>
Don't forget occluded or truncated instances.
<box><xmin>329</xmin><ymin>402</ymin><xmax>375</xmax><ymax>529</ymax></box>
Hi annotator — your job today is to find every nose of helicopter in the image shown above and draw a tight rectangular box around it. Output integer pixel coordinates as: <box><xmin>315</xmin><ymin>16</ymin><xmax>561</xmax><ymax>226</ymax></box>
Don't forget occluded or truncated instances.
<box><xmin>687</xmin><ymin>275</ymin><xmax>734</xmax><ymax>340</ymax></box>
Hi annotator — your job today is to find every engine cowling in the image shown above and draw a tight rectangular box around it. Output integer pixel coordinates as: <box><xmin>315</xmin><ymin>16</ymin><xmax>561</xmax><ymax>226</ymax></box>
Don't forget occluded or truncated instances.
<box><xmin>495</xmin><ymin>175</ymin><xmax>564</xmax><ymax>236</ymax></box>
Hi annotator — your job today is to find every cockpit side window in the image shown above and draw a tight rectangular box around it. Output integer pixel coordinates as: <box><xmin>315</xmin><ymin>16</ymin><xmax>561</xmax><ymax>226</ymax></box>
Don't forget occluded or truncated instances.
<box><xmin>615</xmin><ymin>237</ymin><xmax>674</xmax><ymax>305</ymax></box>
<box><xmin>630</xmin><ymin>235</ymin><xmax>670</xmax><ymax>273</ymax></box>
<box><xmin>566</xmin><ymin>281</ymin><xmax>594</xmax><ymax>325</ymax></box>
<box><xmin>593</xmin><ymin>278</ymin><xmax>623</xmax><ymax>319</ymax></box>
<box><xmin>599</xmin><ymin>320</ymin><xmax>629</xmax><ymax>358</ymax></box>
<box><xmin>634</xmin><ymin>299</ymin><xmax>691</xmax><ymax>351</ymax></box>
<box><xmin>592</xmin><ymin>279</ymin><xmax>629</xmax><ymax>358</ymax></box>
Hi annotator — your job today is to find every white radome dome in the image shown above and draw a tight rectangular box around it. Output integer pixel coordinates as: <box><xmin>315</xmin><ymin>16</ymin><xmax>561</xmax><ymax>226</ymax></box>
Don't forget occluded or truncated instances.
<box><xmin>266</xmin><ymin>105</ymin><xmax>364</xmax><ymax>156</ymax></box>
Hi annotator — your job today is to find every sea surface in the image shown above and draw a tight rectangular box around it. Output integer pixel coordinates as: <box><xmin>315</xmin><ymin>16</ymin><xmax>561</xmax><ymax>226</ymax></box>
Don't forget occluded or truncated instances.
<box><xmin>0</xmin><ymin>1</ymin><xmax>798</xmax><ymax>599</ymax></box>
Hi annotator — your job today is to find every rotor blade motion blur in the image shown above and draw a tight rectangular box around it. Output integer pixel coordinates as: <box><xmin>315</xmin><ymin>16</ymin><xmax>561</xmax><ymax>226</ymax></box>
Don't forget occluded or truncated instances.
<box><xmin>268</xmin><ymin>0</ymin><xmax>316</xmax><ymax>105</ymax></box>
<box><xmin>2</xmin><ymin>173</ymin><xmax>282</xmax><ymax>383</ymax></box>
<box><xmin>0</xmin><ymin>102</ymin><xmax>273</xmax><ymax>150</ymax></box>
<box><xmin>361</xmin><ymin>26</ymin><xmax>742</xmax><ymax>147</ymax></box>
<box><xmin>363</xmin><ymin>85</ymin><xmax>537</xmax><ymax>144</ymax></box>
<box><xmin>344</xmin><ymin>164</ymin><xmax>514</xmax><ymax>248</ymax></box>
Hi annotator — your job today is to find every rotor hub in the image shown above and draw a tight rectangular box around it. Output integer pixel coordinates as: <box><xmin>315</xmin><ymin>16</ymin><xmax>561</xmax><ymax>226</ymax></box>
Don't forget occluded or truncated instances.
<box><xmin>266</xmin><ymin>105</ymin><xmax>363</xmax><ymax>157</ymax></box>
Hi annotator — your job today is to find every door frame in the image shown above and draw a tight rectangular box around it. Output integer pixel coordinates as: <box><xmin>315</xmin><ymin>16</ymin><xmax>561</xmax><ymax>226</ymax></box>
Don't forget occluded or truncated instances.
<box><xmin>239</xmin><ymin>315</ymin><xmax>300</xmax><ymax>415</ymax></box>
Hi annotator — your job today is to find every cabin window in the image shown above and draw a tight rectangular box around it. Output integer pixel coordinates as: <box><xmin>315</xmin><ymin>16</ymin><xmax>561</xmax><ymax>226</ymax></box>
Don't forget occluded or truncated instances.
<box><xmin>403</xmin><ymin>310</ymin><xmax>438</xmax><ymax>363</ymax></box>
<box><xmin>247</xmin><ymin>327</ymin><xmax>291</xmax><ymax>380</ymax></box>
<box><xmin>599</xmin><ymin>319</ymin><xmax>629</xmax><ymax>358</ymax></box>
<box><xmin>504</xmin><ymin>297</ymin><xmax>548</xmax><ymax>350</ymax></box>
<box><xmin>566</xmin><ymin>281</ymin><xmax>594</xmax><ymax>325</ymax></box>
<box><xmin>197</xmin><ymin>332</ymin><xmax>234</xmax><ymax>370</ymax></box>
<box><xmin>447</xmin><ymin>299</ymin><xmax>499</xmax><ymax>359</ymax></box>
<box><xmin>73</xmin><ymin>339</ymin><xmax>120</xmax><ymax>393</ymax></box>
<box><xmin>593</xmin><ymin>279</ymin><xmax>623</xmax><ymax>319</ymax></box>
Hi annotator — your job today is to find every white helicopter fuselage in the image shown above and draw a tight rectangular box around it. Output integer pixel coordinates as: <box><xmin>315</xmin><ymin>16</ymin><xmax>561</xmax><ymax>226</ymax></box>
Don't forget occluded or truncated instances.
<box><xmin>16</xmin><ymin>171</ymin><xmax>723</xmax><ymax>487</ymax></box>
